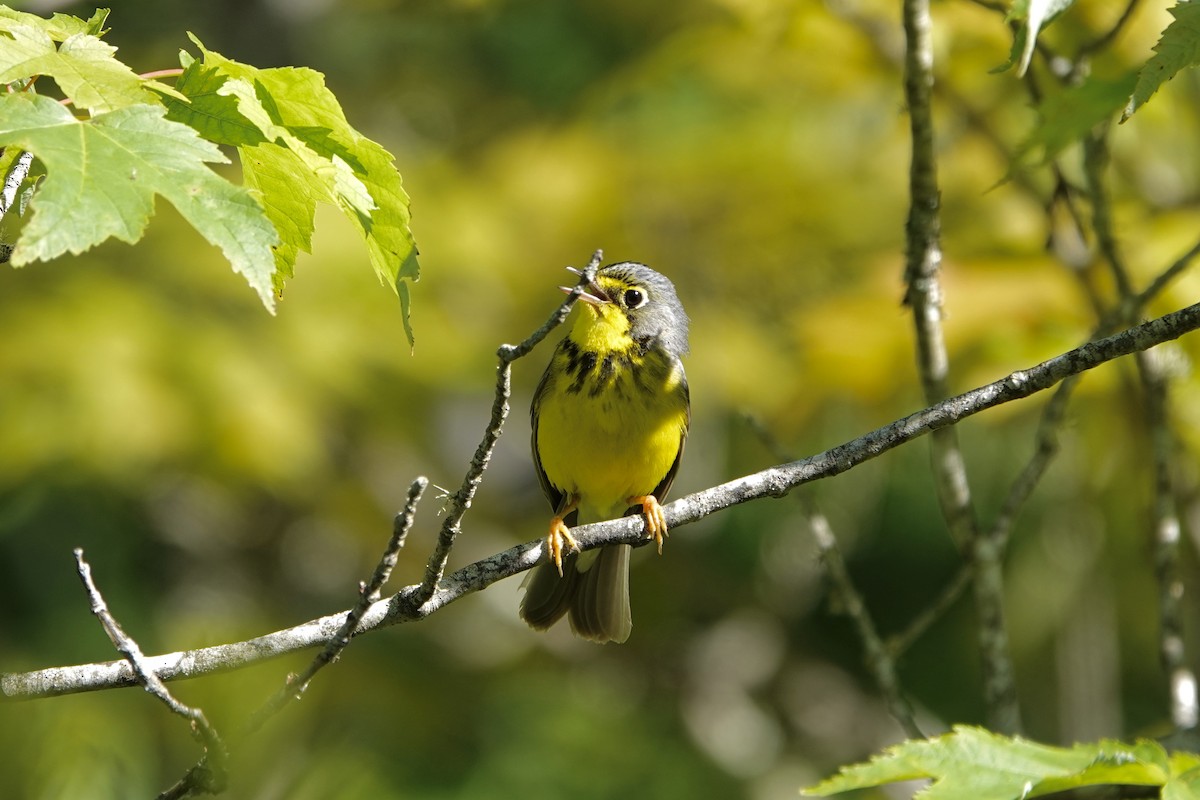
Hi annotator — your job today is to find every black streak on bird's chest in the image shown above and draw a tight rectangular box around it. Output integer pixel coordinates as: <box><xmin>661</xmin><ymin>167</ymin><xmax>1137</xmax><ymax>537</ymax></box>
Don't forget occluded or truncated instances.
<box><xmin>560</xmin><ymin>337</ymin><xmax>650</xmax><ymax>399</ymax></box>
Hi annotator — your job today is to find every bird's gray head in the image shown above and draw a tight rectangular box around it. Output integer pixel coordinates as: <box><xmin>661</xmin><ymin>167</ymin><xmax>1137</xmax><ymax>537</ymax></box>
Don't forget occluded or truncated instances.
<box><xmin>583</xmin><ymin>261</ymin><xmax>690</xmax><ymax>358</ymax></box>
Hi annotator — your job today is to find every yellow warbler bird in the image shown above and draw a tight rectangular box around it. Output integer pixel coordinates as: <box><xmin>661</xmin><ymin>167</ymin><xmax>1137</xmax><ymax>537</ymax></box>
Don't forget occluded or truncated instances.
<box><xmin>520</xmin><ymin>261</ymin><xmax>690</xmax><ymax>643</ymax></box>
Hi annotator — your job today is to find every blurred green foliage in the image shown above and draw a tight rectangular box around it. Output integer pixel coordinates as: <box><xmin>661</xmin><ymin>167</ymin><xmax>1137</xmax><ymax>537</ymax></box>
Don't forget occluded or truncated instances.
<box><xmin>2</xmin><ymin>0</ymin><xmax>1200</xmax><ymax>798</ymax></box>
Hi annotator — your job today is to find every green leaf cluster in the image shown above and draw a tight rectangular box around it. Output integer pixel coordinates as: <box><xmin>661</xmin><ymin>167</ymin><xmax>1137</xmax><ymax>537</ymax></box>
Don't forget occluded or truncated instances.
<box><xmin>1125</xmin><ymin>2</ymin><xmax>1200</xmax><ymax>120</ymax></box>
<box><xmin>0</xmin><ymin>5</ymin><xmax>418</xmax><ymax>339</ymax></box>
<box><xmin>804</xmin><ymin>726</ymin><xmax>1200</xmax><ymax>799</ymax></box>
<box><xmin>1002</xmin><ymin>1</ymin><xmax>1200</xmax><ymax>132</ymax></box>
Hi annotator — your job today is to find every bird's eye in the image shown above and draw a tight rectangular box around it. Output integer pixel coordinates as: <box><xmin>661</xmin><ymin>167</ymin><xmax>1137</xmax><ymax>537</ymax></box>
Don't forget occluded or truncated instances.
<box><xmin>623</xmin><ymin>288</ymin><xmax>646</xmax><ymax>308</ymax></box>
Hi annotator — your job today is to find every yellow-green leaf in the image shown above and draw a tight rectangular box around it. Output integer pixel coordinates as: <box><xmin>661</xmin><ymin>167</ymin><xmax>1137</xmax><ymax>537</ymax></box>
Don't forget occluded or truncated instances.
<box><xmin>0</xmin><ymin>93</ymin><xmax>279</xmax><ymax>309</ymax></box>
<box><xmin>0</xmin><ymin>19</ymin><xmax>153</xmax><ymax>113</ymax></box>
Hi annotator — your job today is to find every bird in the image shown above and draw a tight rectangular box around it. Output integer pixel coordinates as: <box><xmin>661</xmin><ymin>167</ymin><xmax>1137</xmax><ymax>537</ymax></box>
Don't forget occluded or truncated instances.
<box><xmin>519</xmin><ymin>261</ymin><xmax>690</xmax><ymax>643</ymax></box>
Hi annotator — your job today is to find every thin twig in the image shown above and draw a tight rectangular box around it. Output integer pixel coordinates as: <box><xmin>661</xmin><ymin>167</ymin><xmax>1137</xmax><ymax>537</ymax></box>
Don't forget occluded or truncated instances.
<box><xmin>744</xmin><ymin>415</ymin><xmax>921</xmax><ymax>736</ymax></box>
<box><xmin>992</xmin><ymin>375</ymin><xmax>1078</xmax><ymax>548</ymax></box>
<box><xmin>159</xmin><ymin>477</ymin><xmax>430</xmax><ymax>799</ymax></box>
<box><xmin>808</xmin><ymin>505</ymin><xmax>923</xmax><ymax>738</ymax></box>
<box><xmin>902</xmin><ymin>0</ymin><xmax>1021</xmax><ymax>734</ymax></box>
<box><xmin>1083</xmin><ymin>130</ymin><xmax>1135</xmax><ymax>298</ymax></box>
<box><xmin>1124</xmin><ymin>238</ymin><xmax>1200</xmax><ymax>323</ymax></box>
<box><xmin>9</xmin><ymin>302</ymin><xmax>1200</xmax><ymax>699</ymax></box>
<box><xmin>887</xmin><ymin>565</ymin><xmax>972</xmax><ymax>657</ymax></box>
<box><xmin>74</xmin><ymin>549</ymin><xmax>228</xmax><ymax>796</ymax></box>
<box><xmin>413</xmin><ymin>249</ymin><xmax>602</xmax><ymax>605</ymax></box>
<box><xmin>248</xmin><ymin>476</ymin><xmax>429</xmax><ymax>730</ymax></box>
<box><xmin>1084</xmin><ymin>126</ymin><xmax>1198</xmax><ymax>733</ymax></box>
<box><xmin>1077</xmin><ymin>0</ymin><xmax>1142</xmax><ymax>58</ymax></box>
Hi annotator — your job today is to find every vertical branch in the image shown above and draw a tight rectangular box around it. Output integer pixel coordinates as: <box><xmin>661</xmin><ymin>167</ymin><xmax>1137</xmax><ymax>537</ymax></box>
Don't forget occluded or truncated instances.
<box><xmin>901</xmin><ymin>0</ymin><xmax>1021</xmax><ymax>733</ymax></box>
<box><xmin>414</xmin><ymin>354</ymin><xmax>515</xmax><ymax>604</ymax></box>
<box><xmin>1085</xmin><ymin>128</ymin><xmax>1198</xmax><ymax>733</ymax></box>
<box><xmin>0</xmin><ymin>149</ymin><xmax>35</xmax><ymax>264</ymax></box>
<box><xmin>1140</xmin><ymin>350</ymin><xmax>1198</xmax><ymax>731</ymax></box>
<box><xmin>900</xmin><ymin>0</ymin><xmax>975</xmax><ymax>539</ymax></box>
<box><xmin>0</xmin><ymin>150</ymin><xmax>34</xmax><ymax>217</ymax></box>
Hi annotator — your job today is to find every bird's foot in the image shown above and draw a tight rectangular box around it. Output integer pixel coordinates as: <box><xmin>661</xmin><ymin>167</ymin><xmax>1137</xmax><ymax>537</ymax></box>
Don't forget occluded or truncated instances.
<box><xmin>546</xmin><ymin>517</ymin><xmax>579</xmax><ymax>576</ymax></box>
<box><xmin>628</xmin><ymin>495</ymin><xmax>668</xmax><ymax>555</ymax></box>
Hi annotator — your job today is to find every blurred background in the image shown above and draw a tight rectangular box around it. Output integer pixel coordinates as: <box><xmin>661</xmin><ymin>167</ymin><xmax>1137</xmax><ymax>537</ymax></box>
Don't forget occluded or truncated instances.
<box><xmin>2</xmin><ymin>0</ymin><xmax>1200</xmax><ymax>797</ymax></box>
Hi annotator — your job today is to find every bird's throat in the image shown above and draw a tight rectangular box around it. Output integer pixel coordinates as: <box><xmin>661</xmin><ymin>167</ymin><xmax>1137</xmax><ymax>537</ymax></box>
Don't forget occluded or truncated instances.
<box><xmin>568</xmin><ymin>303</ymin><xmax>632</xmax><ymax>356</ymax></box>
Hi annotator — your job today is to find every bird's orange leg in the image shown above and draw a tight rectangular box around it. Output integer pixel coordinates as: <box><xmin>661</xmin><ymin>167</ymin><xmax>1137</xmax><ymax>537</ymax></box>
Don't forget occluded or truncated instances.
<box><xmin>547</xmin><ymin>496</ymin><xmax>580</xmax><ymax>576</ymax></box>
<box><xmin>628</xmin><ymin>494</ymin><xmax>668</xmax><ymax>555</ymax></box>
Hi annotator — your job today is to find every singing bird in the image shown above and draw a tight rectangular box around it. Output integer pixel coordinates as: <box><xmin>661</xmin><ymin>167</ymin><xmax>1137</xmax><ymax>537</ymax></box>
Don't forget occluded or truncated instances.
<box><xmin>520</xmin><ymin>262</ymin><xmax>690</xmax><ymax>643</ymax></box>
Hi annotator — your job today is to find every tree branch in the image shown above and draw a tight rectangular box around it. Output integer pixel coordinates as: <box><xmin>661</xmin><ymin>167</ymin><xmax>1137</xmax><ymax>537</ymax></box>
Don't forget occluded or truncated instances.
<box><xmin>245</xmin><ymin>476</ymin><xmax>429</xmax><ymax>734</ymax></box>
<box><xmin>157</xmin><ymin>477</ymin><xmax>429</xmax><ymax>799</ymax></box>
<box><xmin>806</xmin><ymin>505</ymin><xmax>923</xmax><ymax>738</ymax></box>
<box><xmin>0</xmin><ymin>149</ymin><xmax>33</xmax><ymax>217</ymax></box>
<box><xmin>886</xmin><ymin>235</ymin><xmax>1200</xmax><ymax>659</ymax></box>
<box><xmin>74</xmin><ymin>549</ymin><xmax>228</xmax><ymax>795</ymax></box>
<box><xmin>7</xmin><ymin>301</ymin><xmax>1200</xmax><ymax>701</ymax></box>
<box><xmin>901</xmin><ymin>0</ymin><xmax>1020</xmax><ymax>734</ymax></box>
<box><xmin>1084</xmin><ymin>124</ymin><xmax>1199</xmax><ymax>734</ymax></box>
<box><xmin>414</xmin><ymin>250</ymin><xmax>601</xmax><ymax>604</ymax></box>
<box><xmin>1140</xmin><ymin>347</ymin><xmax>1199</xmax><ymax>732</ymax></box>
<box><xmin>0</xmin><ymin>149</ymin><xmax>34</xmax><ymax>264</ymax></box>
<box><xmin>746</xmin><ymin>414</ymin><xmax>921</xmax><ymax>736</ymax></box>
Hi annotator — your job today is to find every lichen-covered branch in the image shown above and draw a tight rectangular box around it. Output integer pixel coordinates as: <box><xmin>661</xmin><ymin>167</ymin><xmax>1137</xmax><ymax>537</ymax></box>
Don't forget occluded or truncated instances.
<box><xmin>1084</xmin><ymin>128</ymin><xmax>1198</xmax><ymax>734</ymax></box>
<box><xmin>7</xmin><ymin>301</ymin><xmax>1200</xmax><ymax>701</ymax></box>
<box><xmin>75</xmin><ymin>549</ymin><xmax>228</xmax><ymax>796</ymax></box>
<box><xmin>901</xmin><ymin>0</ymin><xmax>1020</xmax><ymax>734</ymax></box>
<box><xmin>158</xmin><ymin>477</ymin><xmax>430</xmax><ymax>799</ymax></box>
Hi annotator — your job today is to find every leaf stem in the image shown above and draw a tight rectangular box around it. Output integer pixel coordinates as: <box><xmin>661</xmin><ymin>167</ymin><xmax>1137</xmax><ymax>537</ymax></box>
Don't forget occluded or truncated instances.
<box><xmin>139</xmin><ymin>68</ymin><xmax>185</xmax><ymax>81</ymax></box>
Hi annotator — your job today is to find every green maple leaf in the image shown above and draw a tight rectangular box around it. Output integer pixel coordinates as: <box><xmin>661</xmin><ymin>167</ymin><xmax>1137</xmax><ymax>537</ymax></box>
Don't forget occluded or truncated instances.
<box><xmin>1124</xmin><ymin>2</ymin><xmax>1200</xmax><ymax>120</ymax></box>
<box><xmin>0</xmin><ymin>5</ymin><xmax>107</xmax><ymax>41</ymax></box>
<box><xmin>165</xmin><ymin>36</ymin><xmax>420</xmax><ymax>343</ymax></box>
<box><xmin>0</xmin><ymin>92</ymin><xmax>279</xmax><ymax>308</ymax></box>
<box><xmin>0</xmin><ymin>16</ymin><xmax>154</xmax><ymax>113</ymax></box>
<box><xmin>165</xmin><ymin>53</ymin><xmax>265</xmax><ymax>148</ymax></box>
<box><xmin>803</xmin><ymin>726</ymin><xmax>1200</xmax><ymax>799</ymax></box>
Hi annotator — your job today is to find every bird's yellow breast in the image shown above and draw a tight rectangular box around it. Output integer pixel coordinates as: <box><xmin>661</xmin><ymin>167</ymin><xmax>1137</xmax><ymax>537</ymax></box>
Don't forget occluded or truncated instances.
<box><xmin>535</xmin><ymin>318</ymin><xmax>688</xmax><ymax>521</ymax></box>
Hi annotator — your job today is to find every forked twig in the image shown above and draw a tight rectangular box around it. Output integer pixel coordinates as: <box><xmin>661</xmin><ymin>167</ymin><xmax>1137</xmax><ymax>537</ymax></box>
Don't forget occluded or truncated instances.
<box><xmin>160</xmin><ymin>476</ymin><xmax>429</xmax><ymax>798</ymax></box>
<box><xmin>74</xmin><ymin>549</ymin><xmax>229</xmax><ymax>797</ymax></box>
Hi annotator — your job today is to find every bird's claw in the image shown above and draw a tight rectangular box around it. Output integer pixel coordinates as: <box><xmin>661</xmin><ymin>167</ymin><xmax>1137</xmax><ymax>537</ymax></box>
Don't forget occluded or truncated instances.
<box><xmin>630</xmin><ymin>495</ymin><xmax>669</xmax><ymax>555</ymax></box>
<box><xmin>546</xmin><ymin>517</ymin><xmax>579</xmax><ymax>576</ymax></box>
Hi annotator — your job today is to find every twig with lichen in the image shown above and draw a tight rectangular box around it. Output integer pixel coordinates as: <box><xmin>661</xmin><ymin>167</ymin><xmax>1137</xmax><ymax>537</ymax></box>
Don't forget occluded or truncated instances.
<box><xmin>7</xmin><ymin>300</ymin><xmax>1200</xmax><ymax>701</ymax></box>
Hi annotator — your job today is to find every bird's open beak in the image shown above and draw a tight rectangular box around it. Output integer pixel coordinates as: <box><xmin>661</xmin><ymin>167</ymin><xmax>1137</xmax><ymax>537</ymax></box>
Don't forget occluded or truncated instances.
<box><xmin>561</xmin><ymin>267</ymin><xmax>610</xmax><ymax>305</ymax></box>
